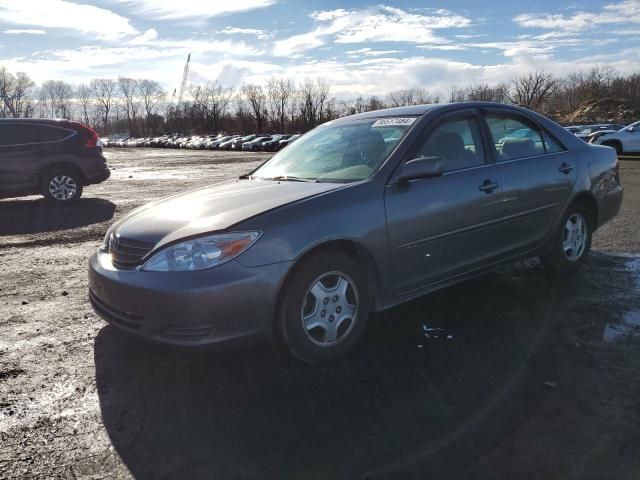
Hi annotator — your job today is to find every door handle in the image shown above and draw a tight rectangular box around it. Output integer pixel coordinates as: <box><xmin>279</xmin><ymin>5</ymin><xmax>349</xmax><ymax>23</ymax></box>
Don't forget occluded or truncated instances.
<box><xmin>479</xmin><ymin>179</ymin><xmax>499</xmax><ymax>193</ymax></box>
<box><xmin>559</xmin><ymin>162</ymin><xmax>574</xmax><ymax>174</ymax></box>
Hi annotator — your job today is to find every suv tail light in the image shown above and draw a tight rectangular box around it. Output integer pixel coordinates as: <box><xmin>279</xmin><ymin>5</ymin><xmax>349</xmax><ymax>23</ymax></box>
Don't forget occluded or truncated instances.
<box><xmin>68</xmin><ymin>121</ymin><xmax>100</xmax><ymax>148</ymax></box>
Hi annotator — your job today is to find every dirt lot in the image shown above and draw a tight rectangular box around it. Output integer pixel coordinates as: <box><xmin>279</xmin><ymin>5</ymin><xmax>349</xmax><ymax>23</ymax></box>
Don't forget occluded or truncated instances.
<box><xmin>1</xmin><ymin>149</ymin><xmax>639</xmax><ymax>480</ymax></box>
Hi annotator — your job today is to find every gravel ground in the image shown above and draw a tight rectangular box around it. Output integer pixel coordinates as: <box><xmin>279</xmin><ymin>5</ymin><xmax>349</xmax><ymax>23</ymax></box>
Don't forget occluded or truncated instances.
<box><xmin>0</xmin><ymin>149</ymin><xmax>639</xmax><ymax>480</ymax></box>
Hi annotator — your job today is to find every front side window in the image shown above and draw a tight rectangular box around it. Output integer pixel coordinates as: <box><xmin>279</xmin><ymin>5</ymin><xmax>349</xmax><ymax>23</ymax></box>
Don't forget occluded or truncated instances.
<box><xmin>409</xmin><ymin>117</ymin><xmax>485</xmax><ymax>172</ymax></box>
<box><xmin>485</xmin><ymin>114</ymin><xmax>546</xmax><ymax>161</ymax></box>
<box><xmin>252</xmin><ymin>117</ymin><xmax>415</xmax><ymax>183</ymax></box>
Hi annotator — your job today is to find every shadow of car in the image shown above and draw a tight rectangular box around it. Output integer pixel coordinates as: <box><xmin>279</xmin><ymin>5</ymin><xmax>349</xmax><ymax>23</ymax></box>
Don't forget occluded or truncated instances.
<box><xmin>0</xmin><ymin>197</ymin><xmax>116</xmax><ymax>235</ymax></box>
<box><xmin>94</xmin><ymin>258</ymin><xmax>578</xmax><ymax>479</ymax></box>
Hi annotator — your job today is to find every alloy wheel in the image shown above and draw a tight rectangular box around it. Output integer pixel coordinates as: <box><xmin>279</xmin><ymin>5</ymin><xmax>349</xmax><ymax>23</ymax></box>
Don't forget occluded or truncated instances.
<box><xmin>48</xmin><ymin>175</ymin><xmax>77</xmax><ymax>201</ymax></box>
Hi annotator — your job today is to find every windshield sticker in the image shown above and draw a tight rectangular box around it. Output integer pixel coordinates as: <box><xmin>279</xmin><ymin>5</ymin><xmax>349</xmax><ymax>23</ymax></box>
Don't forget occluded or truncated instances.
<box><xmin>372</xmin><ymin>117</ymin><xmax>417</xmax><ymax>127</ymax></box>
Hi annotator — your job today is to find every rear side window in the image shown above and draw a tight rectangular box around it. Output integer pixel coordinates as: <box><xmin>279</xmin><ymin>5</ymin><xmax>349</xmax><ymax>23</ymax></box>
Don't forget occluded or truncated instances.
<box><xmin>485</xmin><ymin>115</ymin><xmax>545</xmax><ymax>161</ymax></box>
<box><xmin>484</xmin><ymin>113</ymin><xmax>566</xmax><ymax>160</ymax></box>
<box><xmin>0</xmin><ymin>123</ymin><xmax>73</xmax><ymax>146</ymax></box>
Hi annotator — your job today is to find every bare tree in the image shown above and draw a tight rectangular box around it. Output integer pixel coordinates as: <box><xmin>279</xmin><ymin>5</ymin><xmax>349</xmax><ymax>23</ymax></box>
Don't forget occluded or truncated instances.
<box><xmin>508</xmin><ymin>71</ymin><xmax>558</xmax><ymax>111</ymax></box>
<box><xmin>191</xmin><ymin>81</ymin><xmax>233</xmax><ymax>133</ymax></box>
<box><xmin>387</xmin><ymin>87</ymin><xmax>437</xmax><ymax>107</ymax></box>
<box><xmin>138</xmin><ymin>79</ymin><xmax>165</xmax><ymax>135</ymax></box>
<box><xmin>240</xmin><ymin>83</ymin><xmax>267</xmax><ymax>132</ymax></box>
<box><xmin>0</xmin><ymin>67</ymin><xmax>35</xmax><ymax>118</ymax></box>
<box><xmin>267</xmin><ymin>77</ymin><xmax>294</xmax><ymax>132</ymax></box>
<box><xmin>91</xmin><ymin>78</ymin><xmax>117</xmax><ymax>134</ymax></box>
<box><xmin>40</xmin><ymin>80</ymin><xmax>74</xmax><ymax>118</ymax></box>
<box><xmin>464</xmin><ymin>83</ymin><xmax>508</xmax><ymax>103</ymax></box>
<box><xmin>118</xmin><ymin>77</ymin><xmax>140</xmax><ymax>136</ymax></box>
<box><xmin>76</xmin><ymin>84</ymin><xmax>93</xmax><ymax>125</ymax></box>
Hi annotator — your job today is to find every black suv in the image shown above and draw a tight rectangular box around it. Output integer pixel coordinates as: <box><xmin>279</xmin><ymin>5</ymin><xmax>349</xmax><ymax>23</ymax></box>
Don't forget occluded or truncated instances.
<box><xmin>0</xmin><ymin>119</ymin><xmax>110</xmax><ymax>202</ymax></box>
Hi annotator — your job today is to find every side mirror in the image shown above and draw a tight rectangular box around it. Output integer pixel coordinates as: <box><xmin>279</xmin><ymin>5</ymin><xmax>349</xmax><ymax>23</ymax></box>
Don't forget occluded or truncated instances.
<box><xmin>627</xmin><ymin>126</ymin><xmax>636</xmax><ymax>132</ymax></box>
<box><xmin>396</xmin><ymin>156</ymin><xmax>445</xmax><ymax>183</ymax></box>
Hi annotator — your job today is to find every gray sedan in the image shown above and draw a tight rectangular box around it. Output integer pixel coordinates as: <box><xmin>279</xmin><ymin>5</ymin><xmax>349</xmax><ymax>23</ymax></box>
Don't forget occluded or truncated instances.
<box><xmin>89</xmin><ymin>102</ymin><xmax>623</xmax><ymax>362</ymax></box>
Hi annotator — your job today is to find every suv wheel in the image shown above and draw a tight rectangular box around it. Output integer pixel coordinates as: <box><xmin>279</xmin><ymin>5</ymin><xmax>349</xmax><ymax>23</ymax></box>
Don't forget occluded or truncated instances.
<box><xmin>277</xmin><ymin>252</ymin><xmax>371</xmax><ymax>363</ymax></box>
<box><xmin>42</xmin><ymin>170</ymin><xmax>83</xmax><ymax>202</ymax></box>
<box><xmin>541</xmin><ymin>202</ymin><xmax>593</xmax><ymax>273</ymax></box>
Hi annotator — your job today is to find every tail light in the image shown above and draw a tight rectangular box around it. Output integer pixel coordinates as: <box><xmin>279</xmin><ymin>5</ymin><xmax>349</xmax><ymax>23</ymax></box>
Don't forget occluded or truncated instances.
<box><xmin>83</xmin><ymin>127</ymin><xmax>99</xmax><ymax>148</ymax></box>
<box><xmin>68</xmin><ymin>121</ymin><xmax>99</xmax><ymax>148</ymax></box>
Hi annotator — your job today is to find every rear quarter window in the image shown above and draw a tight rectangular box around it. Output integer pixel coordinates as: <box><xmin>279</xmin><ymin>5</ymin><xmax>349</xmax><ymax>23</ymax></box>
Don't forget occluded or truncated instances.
<box><xmin>0</xmin><ymin>123</ymin><xmax>73</xmax><ymax>146</ymax></box>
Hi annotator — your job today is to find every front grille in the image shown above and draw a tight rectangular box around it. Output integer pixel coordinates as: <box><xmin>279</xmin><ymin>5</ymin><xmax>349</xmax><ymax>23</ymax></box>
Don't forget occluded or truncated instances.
<box><xmin>109</xmin><ymin>235</ymin><xmax>154</xmax><ymax>269</ymax></box>
<box><xmin>89</xmin><ymin>290</ymin><xmax>142</xmax><ymax>330</ymax></box>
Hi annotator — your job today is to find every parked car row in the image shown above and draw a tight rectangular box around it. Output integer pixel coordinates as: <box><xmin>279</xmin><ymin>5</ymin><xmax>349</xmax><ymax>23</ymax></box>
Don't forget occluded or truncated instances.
<box><xmin>564</xmin><ymin>123</ymin><xmax>628</xmax><ymax>142</ymax></box>
<box><xmin>563</xmin><ymin>121</ymin><xmax>640</xmax><ymax>154</ymax></box>
<box><xmin>103</xmin><ymin>133</ymin><xmax>302</xmax><ymax>152</ymax></box>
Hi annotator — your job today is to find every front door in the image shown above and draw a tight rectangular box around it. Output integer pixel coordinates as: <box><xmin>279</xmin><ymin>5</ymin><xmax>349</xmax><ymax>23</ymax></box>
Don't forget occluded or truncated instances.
<box><xmin>384</xmin><ymin>111</ymin><xmax>506</xmax><ymax>295</ymax></box>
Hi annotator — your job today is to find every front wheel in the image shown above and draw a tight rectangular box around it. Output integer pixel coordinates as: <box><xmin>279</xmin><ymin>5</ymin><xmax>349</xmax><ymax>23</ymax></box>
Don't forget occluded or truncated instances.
<box><xmin>541</xmin><ymin>202</ymin><xmax>593</xmax><ymax>273</ymax></box>
<box><xmin>277</xmin><ymin>252</ymin><xmax>371</xmax><ymax>363</ymax></box>
<box><xmin>41</xmin><ymin>170</ymin><xmax>83</xmax><ymax>202</ymax></box>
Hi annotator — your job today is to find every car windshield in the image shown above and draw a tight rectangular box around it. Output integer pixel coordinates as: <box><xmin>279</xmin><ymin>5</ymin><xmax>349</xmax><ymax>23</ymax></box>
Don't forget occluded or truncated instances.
<box><xmin>251</xmin><ymin>117</ymin><xmax>416</xmax><ymax>183</ymax></box>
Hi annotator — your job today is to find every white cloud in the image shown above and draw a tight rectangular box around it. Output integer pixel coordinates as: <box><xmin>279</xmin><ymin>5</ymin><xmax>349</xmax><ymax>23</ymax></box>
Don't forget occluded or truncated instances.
<box><xmin>219</xmin><ymin>27</ymin><xmax>272</xmax><ymax>40</ymax></box>
<box><xmin>4</xmin><ymin>29</ymin><xmax>46</xmax><ymax>35</ymax></box>
<box><xmin>114</xmin><ymin>0</ymin><xmax>277</xmax><ymax>20</ymax></box>
<box><xmin>346</xmin><ymin>48</ymin><xmax>403</xmax><ymax>57</ymax></box>
<box><xmin>0</xmin><ymin>0</ymin><xmax>138</xmax><ymax>41</ymax></box>
<box><xmin>273</xmin><ymin>6</ymin><xmax>471</xmax><ymax>56</ymax></box>
<box><xmin>515</xmin><ymin>0</ymin><xmax>640</xmax><ymax>31</ymax></box>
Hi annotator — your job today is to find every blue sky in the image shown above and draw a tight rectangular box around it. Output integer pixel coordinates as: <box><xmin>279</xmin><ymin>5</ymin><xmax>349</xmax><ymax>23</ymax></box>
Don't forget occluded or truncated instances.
<box><xmin>0</xmin><ymin>0</ymin><xmax>639</xmax><ymax>96</ymax></box>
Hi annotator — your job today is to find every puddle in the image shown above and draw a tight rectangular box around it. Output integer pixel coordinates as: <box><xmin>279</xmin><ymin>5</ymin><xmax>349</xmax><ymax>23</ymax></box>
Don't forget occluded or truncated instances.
<box><xmin>602</xmin><ymin>256</ymin><xmax>640</xmax><ymax>343</ymax></box>
<box><xmin>625</xmin><ymin>256</ymin><xmax>640</xmax><ymax>289</ymax></box>
<box><xmin>603</xmin><ymin>311</ymin><xmax>640</xmax><ymax>342</ymax></box>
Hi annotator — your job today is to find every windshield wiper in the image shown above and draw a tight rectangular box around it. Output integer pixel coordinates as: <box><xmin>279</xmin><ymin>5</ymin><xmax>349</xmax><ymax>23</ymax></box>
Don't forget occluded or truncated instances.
<box><xmin>259</xmin><ymin>175</ymin><xmax>315</xmax><ymax>182</ymax></box>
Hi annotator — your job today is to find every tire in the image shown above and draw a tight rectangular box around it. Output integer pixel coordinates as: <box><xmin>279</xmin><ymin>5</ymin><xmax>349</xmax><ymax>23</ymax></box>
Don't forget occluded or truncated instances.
<box><xmin>41</xmin><ymin>169</ymin><xmax>83</xmax><ymax>202</ymax></box>
<box><xmin>277</xmin><ymin>252</ymin><xmax>372</xmax><ymax>363</ymax></box>
<box><xmin>541</xmin><ymin>201</ymin><xmax>593</xmax><ymax>273</ymax></box>
<box><xmin>603</xmin><ymin>141</ymin><xmax>623</xmax><ymax>156</ymax></box>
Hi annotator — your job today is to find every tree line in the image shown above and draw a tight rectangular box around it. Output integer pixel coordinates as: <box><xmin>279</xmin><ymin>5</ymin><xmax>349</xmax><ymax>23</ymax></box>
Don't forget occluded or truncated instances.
<box><xmin>0</xmin><ymin>64</ymin><xmax>639</xmax><ymax>136</ymax></box>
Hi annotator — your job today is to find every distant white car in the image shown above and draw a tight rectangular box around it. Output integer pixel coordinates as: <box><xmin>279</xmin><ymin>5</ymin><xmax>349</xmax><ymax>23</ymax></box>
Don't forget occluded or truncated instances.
<box><xmin>595</xmin><ymin>121</ymin><xmax>640</xmax><ymax>154</ymax></box>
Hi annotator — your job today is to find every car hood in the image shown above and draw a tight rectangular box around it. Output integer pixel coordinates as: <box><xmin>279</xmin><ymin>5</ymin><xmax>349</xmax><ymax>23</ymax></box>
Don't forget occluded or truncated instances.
<box><xmin>113</xmin><ymin>180</ymin><xmax>343</xmax><ymax>249</ymax></box>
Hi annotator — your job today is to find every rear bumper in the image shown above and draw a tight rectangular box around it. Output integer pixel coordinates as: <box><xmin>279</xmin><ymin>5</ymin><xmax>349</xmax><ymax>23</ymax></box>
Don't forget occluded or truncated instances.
<box><xmin>85</xmin><ymin>167</ymin><xmax>111</xmax><ymax>185</ymax></box>
<box><xmin>88</xmin><ymin>251</ymin><xmax>292</xmax><ymax>347</ymax></box>
<box><xmin>598</xmin><ymin>185</ymin><xmax>623</xmax><ymax>228</ymax></box>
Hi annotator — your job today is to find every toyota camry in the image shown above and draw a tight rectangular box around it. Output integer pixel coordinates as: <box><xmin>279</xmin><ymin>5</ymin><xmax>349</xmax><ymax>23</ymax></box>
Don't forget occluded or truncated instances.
<box><xmin>89</xmin><ymin>102</ymin><xmax>623</xmax><ymax>362</ymax></box>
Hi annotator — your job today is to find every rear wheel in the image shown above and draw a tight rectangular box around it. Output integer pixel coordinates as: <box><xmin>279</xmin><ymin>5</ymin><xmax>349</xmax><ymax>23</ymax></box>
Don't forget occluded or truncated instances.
<box><xmin>277</xmin><ymin>252</ymin><xmax>371</xmax><ymax>363</ymax></box>
<box><xmin>541</xmin><ymin>202</ymin><xmax>593</xmax><ymax>273</ymax></box>
<box><xmin>41</xmin><ymin>170</ymin><xmax>83</xmax><ymax>202</ymax></box>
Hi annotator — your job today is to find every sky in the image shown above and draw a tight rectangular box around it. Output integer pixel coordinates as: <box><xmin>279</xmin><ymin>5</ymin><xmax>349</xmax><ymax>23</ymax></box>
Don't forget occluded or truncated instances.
<box><xmin>0</xmin><ymin>0</ymin><xmax>639</xmax><ymax>97</ymax></box>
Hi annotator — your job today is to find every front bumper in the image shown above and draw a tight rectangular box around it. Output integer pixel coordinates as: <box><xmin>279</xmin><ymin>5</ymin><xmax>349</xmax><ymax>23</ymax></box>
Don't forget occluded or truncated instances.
<box><xmin>88</xmin><ymin>251</ymin><xmax>292</xmax><ymax>346</ymax></box>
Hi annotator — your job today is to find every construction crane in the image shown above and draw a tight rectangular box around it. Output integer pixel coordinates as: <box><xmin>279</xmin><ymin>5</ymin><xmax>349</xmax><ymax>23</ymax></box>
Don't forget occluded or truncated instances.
<box><xmin>177</xmin><ymin>53</ymin><xmax>191</xmax><ymax>104</ymax></box>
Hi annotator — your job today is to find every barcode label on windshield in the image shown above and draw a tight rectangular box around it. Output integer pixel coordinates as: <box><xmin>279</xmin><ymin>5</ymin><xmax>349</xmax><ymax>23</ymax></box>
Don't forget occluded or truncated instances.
<box><xmin>372</xmin><ymin>118</ymin><xmax>416</xmax><ymax>127</ymax></box>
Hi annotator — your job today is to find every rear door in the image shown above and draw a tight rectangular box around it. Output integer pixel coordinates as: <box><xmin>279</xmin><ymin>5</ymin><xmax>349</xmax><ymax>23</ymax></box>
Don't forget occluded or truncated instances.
<box><xmin>0</xmin><ymin>123</ymin><xmax>40</xmax><ymax>195</ymax></box>
<box><xmin>480</xmin><ymin>108</ymin><xmax>577</xmax><ymax>253</ymax></box>
<box><xmin>385</xmin><ymin>109</ymin><xmax>507</xmax><ymax>294</ymax></box>
<box><xmin>0</xmin><ymin>123</ymin><xmax>75</xmax><ymax>196</ymax></box>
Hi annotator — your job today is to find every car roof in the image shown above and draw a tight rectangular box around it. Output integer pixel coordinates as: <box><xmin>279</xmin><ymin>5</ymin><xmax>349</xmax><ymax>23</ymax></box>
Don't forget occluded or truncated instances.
<box><xmin>332</xmin><ymin>102</ymin><xmax>545</xmax><ymax>123</ymax></box>
<box><xmin>0</xmin><ymin>118</ymin><xmax>75</xmax><ymax>125</ymax></box>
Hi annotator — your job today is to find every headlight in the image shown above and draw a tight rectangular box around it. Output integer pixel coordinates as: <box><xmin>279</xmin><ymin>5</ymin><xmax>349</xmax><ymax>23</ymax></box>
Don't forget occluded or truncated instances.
<box><xmin>141</xmin><ymin>231</ymin><xmax>261</xmax><ymax>272</ymax></box>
